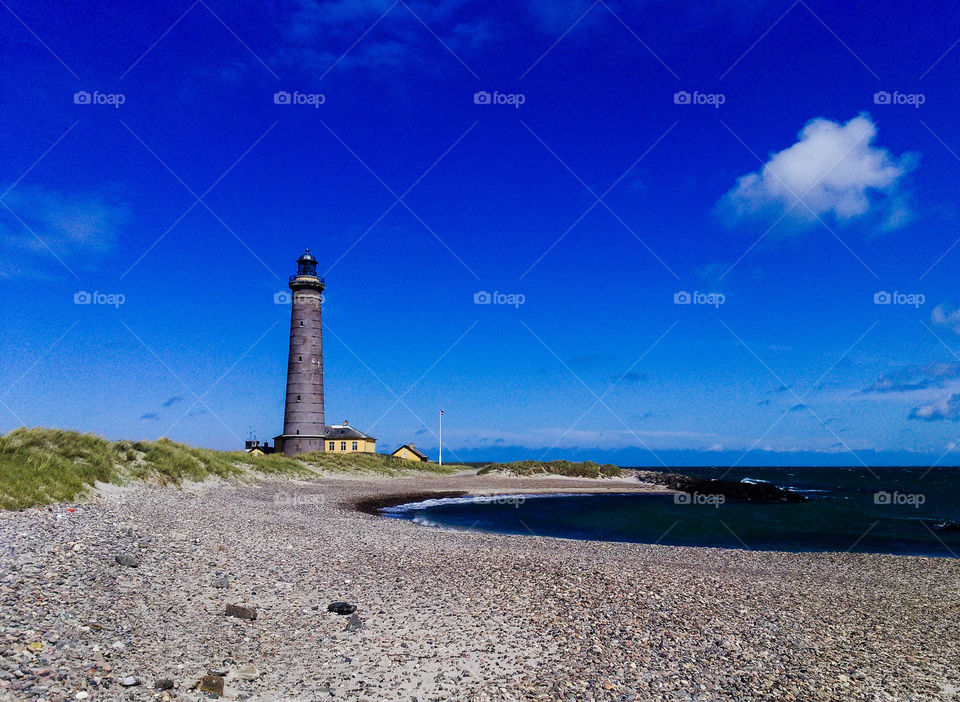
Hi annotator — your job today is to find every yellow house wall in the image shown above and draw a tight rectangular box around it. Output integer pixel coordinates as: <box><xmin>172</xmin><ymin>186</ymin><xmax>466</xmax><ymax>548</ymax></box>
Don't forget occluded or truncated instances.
<box><xmin>326</xmin><ymin>437</ymin><xmax>376</xmax><ymax>453</ymax></box>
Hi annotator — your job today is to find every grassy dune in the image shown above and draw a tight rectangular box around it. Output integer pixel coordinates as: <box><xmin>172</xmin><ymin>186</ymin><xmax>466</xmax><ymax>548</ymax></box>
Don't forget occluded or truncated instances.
<box><xmin>0</xmin><ymin>427</ymin><xmax>457</xmax><ymax>510</ymax></box>
<box><xmin>477</xmin><ymin>459</ymin><xmax>624</xmax><ymax>478</ymax></box>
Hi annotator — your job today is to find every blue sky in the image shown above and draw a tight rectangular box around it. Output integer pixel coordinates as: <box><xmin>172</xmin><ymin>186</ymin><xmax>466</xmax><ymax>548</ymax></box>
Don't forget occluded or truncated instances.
<box><xmin>3</xmin><ymin>0</ymin><xmax>960</xmax><ymax>466</ymax></box>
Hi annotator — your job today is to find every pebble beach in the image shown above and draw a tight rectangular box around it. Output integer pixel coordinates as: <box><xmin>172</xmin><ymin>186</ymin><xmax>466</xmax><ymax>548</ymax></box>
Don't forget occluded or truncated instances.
<box><xmin>1</xmin><ymin>472</ymin><xmax>958</xmax><ymax>701</ymax></box>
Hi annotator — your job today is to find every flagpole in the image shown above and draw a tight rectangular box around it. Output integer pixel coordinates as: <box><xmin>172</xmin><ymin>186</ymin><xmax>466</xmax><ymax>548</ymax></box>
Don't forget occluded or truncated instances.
<box><xmin>439</xmin><ymin>410</ymin><xmax>443</xmax><ymax>467</ymax></box>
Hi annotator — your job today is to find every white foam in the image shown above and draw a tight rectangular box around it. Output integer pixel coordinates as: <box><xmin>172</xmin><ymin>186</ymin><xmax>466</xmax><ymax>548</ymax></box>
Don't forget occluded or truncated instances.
<box><xmin>380</xmin><ymin>492</ymin><xmax>588</xmax><ymax>515</ymax></box>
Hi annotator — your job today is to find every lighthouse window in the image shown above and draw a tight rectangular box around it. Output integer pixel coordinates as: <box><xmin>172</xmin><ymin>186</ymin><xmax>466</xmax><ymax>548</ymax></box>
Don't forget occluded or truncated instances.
<box><xmin>352</xmin><ymin>441</ymin><xmax>358</xmax><ymax>451</ymax></box>
<box><xmin>298</xmin><ymin>356</ymin><xmax>302</xmax><ymax>361</ymax></box>
<box><xmin>297</xmin><ymin>395</ymin><xmax>300</xmax><ymax>401</ymax></box>
<box><xmin>340</xmin><ymin>442</ymin><xmax>346</xmax><ymax>451</ymax></box>
<box><xmin>296</xmin><ymin>430</ymin><xmax>299</xmax><ymax>435</ymax></box>
<box><xmin>300</xmin><ymin>321</ymin><xmax>303</xmax><ymax>326</ymax></box>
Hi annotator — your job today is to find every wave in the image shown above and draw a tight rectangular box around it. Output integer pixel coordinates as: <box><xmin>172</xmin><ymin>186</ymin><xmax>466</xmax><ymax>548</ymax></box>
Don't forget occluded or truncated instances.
<box><xmin>380</xmin><ymin>492</ymin><xmax>583</xmax><ymax>515</ymax></box>
<box><xmin>739</xmin><ymin>476</ymin><xmax>835</xmax><ymax>496</ymax></box>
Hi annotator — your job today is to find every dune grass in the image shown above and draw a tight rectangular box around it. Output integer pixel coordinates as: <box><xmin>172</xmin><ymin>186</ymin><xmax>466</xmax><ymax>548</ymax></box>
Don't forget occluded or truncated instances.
<box><xmin>295</xmin><ymin>450</ymin><xmax>460</xmax><ymax>476</ymax></box>
<box><xmin>477</xmin><ymin>459</ymin><xmax>624</xmax><ymax>478</ymax></box>
<box><xmin>0</xmin><ymin>427</ymin><xmax>457</xmax><ymax>510</ymax></box>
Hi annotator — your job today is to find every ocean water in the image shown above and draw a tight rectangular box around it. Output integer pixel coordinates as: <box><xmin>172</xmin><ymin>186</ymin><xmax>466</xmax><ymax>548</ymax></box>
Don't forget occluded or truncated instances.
<box><xmin>381</xmin><ymin>467</ymin><xmax>960</xmax><ymax>558</ymax></box>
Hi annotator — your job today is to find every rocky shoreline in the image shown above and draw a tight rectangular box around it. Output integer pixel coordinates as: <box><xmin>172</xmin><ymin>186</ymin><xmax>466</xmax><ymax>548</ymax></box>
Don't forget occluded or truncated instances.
<box><xmin>1</xmin><ymin>473</ymin><xmax>958</xmax><ymax>701</ymax></box>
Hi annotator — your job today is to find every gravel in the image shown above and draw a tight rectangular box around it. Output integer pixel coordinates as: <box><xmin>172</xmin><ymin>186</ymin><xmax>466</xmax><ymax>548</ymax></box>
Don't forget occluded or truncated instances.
<box><xmin>0</xmin><ymin>473</ymin><xmax>957</xmax><ymax>701</ymax></box>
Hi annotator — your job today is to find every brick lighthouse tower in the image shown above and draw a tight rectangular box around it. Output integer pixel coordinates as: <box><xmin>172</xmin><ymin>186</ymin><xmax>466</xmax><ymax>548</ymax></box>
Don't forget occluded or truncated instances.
<box><xmin>274</xmin><ymin>249</ymin><xmax>326</xmax><ymax>455</ymax></box>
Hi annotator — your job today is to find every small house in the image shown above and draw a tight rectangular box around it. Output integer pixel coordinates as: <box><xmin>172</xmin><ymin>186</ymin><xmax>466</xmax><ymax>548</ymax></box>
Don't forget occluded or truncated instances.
<box><xmin>391</xmin><ymin>443</ymin><xmax>428</xmax><ymax>462</ymax></box>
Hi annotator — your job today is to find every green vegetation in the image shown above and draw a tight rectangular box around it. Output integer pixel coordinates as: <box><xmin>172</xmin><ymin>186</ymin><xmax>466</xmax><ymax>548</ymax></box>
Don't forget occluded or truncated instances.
<box><xmin>477</xmin><ymin>459</ymin><xmax>624</xmax><ymax>478</ymax></box>
<box><xmin>296</xmin><ymin>450</ymin><xmax>460</xmax><ymax>476</ymax></box>
<box><xmin>0</xmin><ymin>427</ymin><xmax>458</xmax><ymax>510</ymax></box>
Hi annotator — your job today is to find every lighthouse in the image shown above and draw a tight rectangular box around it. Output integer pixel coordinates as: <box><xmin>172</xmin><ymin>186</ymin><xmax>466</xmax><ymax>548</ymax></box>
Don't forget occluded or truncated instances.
<box><xmin>272</xmin><ymin>248</ymin><xmax>378</xmax><ymax>456</ymax></box>
<box><xmin>275</xmin><ymin>249</ymin><xmax>327</xmax><ymax>455</ymax></box>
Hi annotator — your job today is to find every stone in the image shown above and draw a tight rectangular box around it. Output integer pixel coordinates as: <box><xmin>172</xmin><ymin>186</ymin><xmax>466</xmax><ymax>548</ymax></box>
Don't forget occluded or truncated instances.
<box><xmin>115</xmin><ymin>555</ymin><xmax>140</xmax><ymax>568</ymax></box>
<box><xmin>74</xmin><ymin>693</ymin><xmax>89</xmax><ymax>701</ymax></box>
<box><xmin>154</xmin><ymin>678</ymin><xmax>175</xmax><ymax>690</ymax></box>
<box><xmin>225</xmin><ymin>604</ymin><xmax>257</xmax><ymax>621</ymax></box>
<box><xmin>119</xmin><ymin>676</ymin><xmax>139</xmax><ymax>687</ymax></box>
<box><xmin>198</xmin><ymin>674</ymin><xmax>224</xmax><ymax>696</ymax></box>
<box><xmin>213</xmin><ymin>577</ymin><xmax>229</xmax><ymax>589</ymax></box>
<box><xmin>235</xmin><ymin>665</ymin><xmax>260</xmax><ymax>681</ymax></box>
<box><xmin>327</xmin><ymin>601</ymin><xmax>357</xmax><ymax>615</ymax></box>
<box><xmin>344</xmin><ymin>613</ymin><xmax>364</xmax><ymax>631</ymax></box>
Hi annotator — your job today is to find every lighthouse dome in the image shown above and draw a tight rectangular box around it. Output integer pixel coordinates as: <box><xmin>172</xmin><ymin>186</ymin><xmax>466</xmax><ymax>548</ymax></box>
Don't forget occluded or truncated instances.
<box><xmin>294</xmin><ymin>248</ymin><xmax>320</xmax><ymax>279</ymax></box>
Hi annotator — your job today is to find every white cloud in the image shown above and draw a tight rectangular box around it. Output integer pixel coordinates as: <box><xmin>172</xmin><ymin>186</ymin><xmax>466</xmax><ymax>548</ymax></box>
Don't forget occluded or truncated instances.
<box><xmin>528</xmin><ymin>0</ymin><xmax>596</xmax><ymax>33</ymax></box>
<box><xmin>719</xmin><ymin>113</ymin><xmax>917</xmax><ymax>230</ymax></box>
<box><xmin>931</xmin><ymin>304</ymin><xmax>960</xmax><ymax>334</ymax></box>
<box><xmin>909</xmin><ymin>393</ymin><xmax>960</xmax><ymax>422</ymax></box>
<box><xmin>274</xmin><ymin>0</ymin><xmax>499</xmax><ymax>73</ymax></box>
<box><xmin>0</xmin><ymin>187</ymin><xmax>130</xmax><ymax>278</ymax></box>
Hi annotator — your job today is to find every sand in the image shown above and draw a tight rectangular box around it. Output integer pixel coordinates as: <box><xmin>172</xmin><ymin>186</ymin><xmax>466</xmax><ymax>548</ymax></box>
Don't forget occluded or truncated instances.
<box><xmin>0</xmin><ymin>472</ymin><xmax>958</xmax><ymax>701</ymax></box>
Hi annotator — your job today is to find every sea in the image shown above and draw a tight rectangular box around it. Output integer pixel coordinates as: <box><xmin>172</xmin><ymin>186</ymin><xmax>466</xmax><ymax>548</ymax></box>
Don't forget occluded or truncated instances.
<box><xmin>380</xmin><ymin>466</ymin><xmax>960</xmax><ymax>558</ymax></box>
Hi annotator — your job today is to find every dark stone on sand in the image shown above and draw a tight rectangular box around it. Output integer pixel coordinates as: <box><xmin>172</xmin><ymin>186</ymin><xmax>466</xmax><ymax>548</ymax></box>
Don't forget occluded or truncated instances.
<box><xmin>225</xmin><ymin>604</ymin><xmax>257</xmax><ymax>620</ymax></box>
<box><xmin>154</xmin><ymin>678</ymin><xmax>175</xmax><ymax>691</ymax></box>
<box><xmin>115</xmin><ymin>554</ymin><xmax>140</xmax><ymax>568</ymax></box>
<box><xmin>344</xmin><ymin>612</ymin><xmax>364</xmax><ymax>631</ymax></box>
<box><xmin>213</xmin><ymin>577</ymin><xmax>229</xmax><ymax>588</ymax></box>
<box><xmin>198</xmin><ymin>674</ymin><xmax>224</xmax><ymax>696</ymax></box>
<box><xmin>328</xmin><ymin>601</ymin><xmax>357</xmax><ymax>615</ymax></box>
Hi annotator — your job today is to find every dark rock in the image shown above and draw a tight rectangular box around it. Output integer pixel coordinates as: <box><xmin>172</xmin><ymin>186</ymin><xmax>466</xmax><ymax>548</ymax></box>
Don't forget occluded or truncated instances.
<box><xmin>327</xmin><ymin>601</ymin><xmax>357</xmax><ymax>615</ymax></box>
<box><xmin>154</xmin><ymin>678</ymin><xmax>175</xmax><ymax>691</ymax></box>
<box><xmin>198</xmin><ymin>674</ymin><xmax>224</xmax><ymax>696</ymax></box>
<box><xmin>225</xmin><ymin>604</ymin><xmax>257</xmax><ymax>620</ymax></box>
<box><xmin>636</xmin><ymin>471</ymin><xmax>807</xmax><ymax>503</ymax></box>
<box><xmin>344</xmin><ymin>612</ymin><xmax>364</xmax><ymax>631</ymax></box>
<box><xmin>114</xmin><ymin>554</ymin><xmax>140</xmax><ymax>568</ymax></box>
